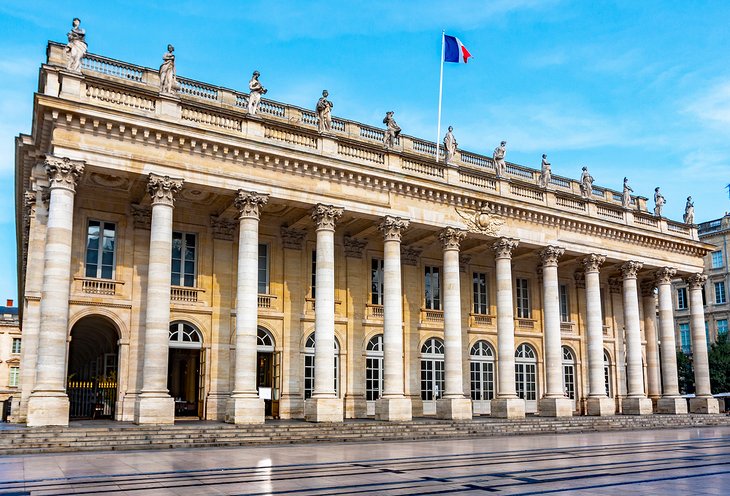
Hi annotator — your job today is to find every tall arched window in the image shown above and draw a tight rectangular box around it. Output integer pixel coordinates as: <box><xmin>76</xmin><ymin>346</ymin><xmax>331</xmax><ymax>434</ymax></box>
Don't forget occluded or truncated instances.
<box><xmin>169</xmin><ymin>322</ymin><xmax>202</xmax><ymax>349</ymax></box>
<box><xmin>562</xmin><ymin>346</ymin><xmax>576</xmax><ymax>400</ymax></box>
<box><xmin>257</xmin><ymin>327</ymin><xmax>274</xmax><ymax>352</ymax></box>
<box><xmin>470</xmin><ymin>340</ymin><xmax>495</xmax><ymax>401</ymax></box>
<box><xmin>303</xmin><ymin>333</ymin><xmax>340</xmax><ymax>399</ymax></box>
<box><xmin>420</xmin><ymin>338</ymin><xmax>445</xmax><ymax>404</ymax></box>
<box><xmin>365</xmin><ymin>334</ymin><xmax>383</xmax><ymax>402</ymax></box>
<box><xmin>515</xmin><ymin>343</ymin><xmax>537</xmax><ymax>410</ymax></box>
<box><xmin>604</xmin><ymin>350</ymin><xmax>612</xmax><ymax>398</ymax></box>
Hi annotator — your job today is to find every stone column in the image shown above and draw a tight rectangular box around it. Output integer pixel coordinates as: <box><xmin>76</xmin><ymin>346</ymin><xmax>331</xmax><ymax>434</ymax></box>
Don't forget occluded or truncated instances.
<box><xmin>491</xmin><ymin>238</ymin><xmax>525</xmax><ymax>418</ymax></box>
<box><xmin>375</xmin><ymin>216</ymin><xmax>412</xmax><ymax>421</ymax></box>
<box><xmin>226</xmin><ymin>191</ymin><xmax>269</xmax><ymax>424</ymax></box>
<box><xmin>655</xmin><ymin>267</ymin><xmax>687</xmax><ymax>414</ymax></box>
<box><xmin>436</xmin><ymin>227</ymin><xmax>472</xmax><ymax>420</ymax></box>
<box><xmin>26</xmin><ymin>157</ymin><xmax>84</xmax><ymax>427</ymax></box>
<box><xmin>538</xmin><ymin>246</ymin><xmax>572</xmax><ymax>417</ymax></box>
<box><xmin>640</xmin><ymin>280</ymin><xmax>661</xmax><ymax>401</ymax></box>
<box><xmin>583</xmin><ymin>254</ymin><xmax>615</xmax><ymax>415</ymax></box>
<box><xmin>134</xmin><ymin>173</ymin><xmax>183</xmax><ymax>425</ymax></box>
<box><xmin>687</xmin><ymin>273</ymin><xmax>720</xmax><ymax>414</ymax></box>
<box><xmin>305</xmin><ymin>204</ymin><xmax>344</xmax><ymax>422</ymax></box>
<box><xmin>621</xmin><ymin>261</ymin><xmax>653</xmax><ymax>414</ymax></box>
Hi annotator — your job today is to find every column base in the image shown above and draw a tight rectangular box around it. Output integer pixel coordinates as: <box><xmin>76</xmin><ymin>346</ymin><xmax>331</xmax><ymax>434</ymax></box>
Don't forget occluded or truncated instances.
<box><xmin>622</xmin><ymin>397</ymin><xmax>653</xmax><ymax>415</ymax></box>
<box><xmin>26</xmin><ymin>393</ymin><xmax>70</xmax><ymax>427</ymax></box>
<box><xmin>586</xmin><ymin>396</ymin><xmax>616</xmax><ymax>416</ymax></box>
<box><xmin>491</xmin><ymin>398</ymin><xmax>525</xmax><ymax>419</ymax></box>
<box><xmin>344</xmin><ymin>394</ymin><xmax>368</xmax><ymax>419</ymax></box>
<box><xmin>436</xmin><ymin>397</ymin><xmax>472</xmax><ymax>420</ymax></box>
<box><xmin>278</xmin><ymin>395</ymin><xmax>304</xmax><ymax>419</ymax></box>
<box><xmin>376</xmin><ymin>397</ymin><xmax>412</xmax><ymax>421</ymax></box>
<box><xmin>689</xmin><ymin>396</ymin><xmax>720</xmax><ymax>414</ymax></box>
<box><xmin>225</xmin><ymin>395</ymin><xmax>265</xmax><ymax>424</ymax></box>
<box><xmin>134</xmin><ymin>393</ymin><xmax>174</xmax><ymax>425</ymax></box>
<box><xmin>657</xmin><ymin>396</ymin><xmax>688</xmax><ymax>414</ymax></box>
<box><xmin>205</xmin><ymin>393</ymin><xmax>229</xmax><ymax>421</ymax></box>
<box><xmin>305</xmin><ymin>396</ymin><xmax>343</xmax><ymax>422</ymax></box>
<box><xmin>538</xmin><ymin>397</ymin><xmax>574</xmax><ymax>417</ymax></box>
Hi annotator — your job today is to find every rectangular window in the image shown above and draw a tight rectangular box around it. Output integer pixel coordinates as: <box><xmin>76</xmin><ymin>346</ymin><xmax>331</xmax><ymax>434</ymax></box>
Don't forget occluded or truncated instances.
<box><xmin>559</xmin><ymin>284</ymin><xmax>570</xmax><ymax>322</ymax></box>
<box><xmin>424</xmin><ymin>266</ymin><xmax>441</xmax><ymax>310</ymax></box>
<box><xmin>676</xmin><ymin>288</ymin><xmax>688</xmax><ymax>310</ymax></box>
<box><xmin>9</xmin><ymin>366</ymin><xmax>19</xmax><ymax>387</ymax></box>
<box><xmin>472</xmin><ymin>272</ymin><xmax>488</xmax><ymax>315</ymax></box>
<box><xmin>718</xmin><ymin>319</ymin><xmax>728</xmax><ymax>336</ymax></box>
<box><xmin>711</xmin><ymin>250</ymin><xmax>724</xmax><ymax>269</ymax></box>
<box><xmin>85</xmin><ymin>220</ymin><xmax>116</xmax><ymax>279</ymax></box>
<box><xmin>310</xmin><ymin>250</ymin><xmax>316</xmax><ymax>298</ymax></box>
<box><xmin>11</xmin><ymin>338</ymin><xmax>21</xmax><ymax>354</ymax></box>
<box><xmin>171</xmin><ymin>232</ymin><xmax>197</xmax><ymax>287</ymax></box>
<box><xmin>258</xmin><ymin>244</ymin><xmax>269</xmax><ymax>294</ymax></box>
<box><xmin>706</xmin><ymin>321</ymin><xmax>710</xmax><ymax>347</ymax></box>
<box><xmin>715</xmin><ymin>281</ymin><xmax>727</xmax><ymax>304</ymax></box>
<box><xmin>515</xmin><ymin>278</ymin><xmax>531</xmax><ymax>319</ymax></box>
<box><xmin>371</xmin><ymin>258</ymin><xmax>384</xmax><ymax>305</ymax></box>
<box><xmin>679</xmin><ymin>323</ymin><xmax>691</xmax><ymax>354</ymax></box>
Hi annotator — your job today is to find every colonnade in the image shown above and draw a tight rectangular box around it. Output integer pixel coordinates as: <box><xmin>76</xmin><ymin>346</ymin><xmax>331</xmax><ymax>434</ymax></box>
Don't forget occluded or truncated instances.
<box><xmin>24</xmin><ymin>159</ymin><xmax>720</xmax><ymax>426</ymax></box>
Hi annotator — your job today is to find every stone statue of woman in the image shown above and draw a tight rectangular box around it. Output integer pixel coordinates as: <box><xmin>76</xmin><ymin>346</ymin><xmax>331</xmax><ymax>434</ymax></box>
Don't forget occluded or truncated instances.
<box><xmin>622</xmin><ymin>177</ymin><xmax>633</xmax><ymax>208</ymax></box>
<box><xmin>539</xmin><ymin>154</ymin><xmax>551</xmax><ymax>188</ymax></box>
<box><xmin>65</xmin><ymin>17</ymin><xmax>87</xmax><ymax>73</ymax></box>
<box><xmin>443</xmin><ymin>126</ymin><xmax>457</xmax><ymax>163</ymax></box>
<box><xmin>683</xmin><ymin>196</ymin><xmax>695</xmax><ymax>224</ymax></box>
<box><xmin>383</xmin><ymin>111</ymin><xmax>401</xmax><ymax>149</ymax></box>
<box><xmin>247</xmin><ymin>71</ymin><xmax>267</xmax><ymax>115</ymax></box>
<box><xmin>493</xmin><ymin>141</ymin><xmax>507</xmax><ymax>177</ymax></box>
<box><xmin>316</xmin><ymin>90</ymin><xmax>333</xmax><ymax>133</ymax></box>
<box><xmin>159</xmin><ymin>44</ymin><xmax>177</xmax><ymax>94</ymax></box>
<box><xmin>654</xmin><ymin>187</ymin><xmax>666</xmax><ymax>217</ymax></box>
<box><xmin>580</xmin><ymin>166</ymin><xmax>594</xmax><ymax>199</ymax></box>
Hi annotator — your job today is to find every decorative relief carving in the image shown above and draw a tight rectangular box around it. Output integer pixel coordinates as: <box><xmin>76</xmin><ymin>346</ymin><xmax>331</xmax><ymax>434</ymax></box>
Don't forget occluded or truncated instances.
<box><xmin>147</xmin><ymin>173</ymin><xmax>183</xmax><ymax>207</ymax></box>
<box><xmin>234</xmin><ymin>190</ymin><xmax>269</xmax><ymax>219</ymax></box>
<box><xmin>131</xmin><ymin>204</ymin><xmax>151</xmax><ymax>230</ymax></box>
<box><xmin>581</xmin><ymin>254</ymin><xmax>605</xmax><ymax>273</ymax></box>
<box><xmin>378</xmin><ymin>216</ymin><xmax>409</xmax><ymax>242</ymax></box>
<box><xmin>686</xmin><ymin>273</ymin><xmax>707</xmax><ymax>290</ymax></box>
<box><xmin>539</xmin><ymin>245</ymin><xmax>565</xmax><ymax>266</ymax></box>
<box><xmin>654</xmin><ymin>267</ymin><xmax>677</xmax><ymax>285</ymax></box>
<box><xmin>401</xmin><ymin>246</ymin><xmax>422</xmax><ymax>266</ymax></box>
<box><xmin>536</xmin><ymin>265</ymin><xmax>543</xmax><ymax>283</ymax></box>
<box><xmin>620</xmin><ymin>260</ymin><xmax>643</xmax><ymax>279</ymax></box>
<box><xmin>210</xmin><ymin>216</ymin><xmax>237</xmax><ymax>241</ymax></box>
<box><xmin>455</xmin><ymin>206</ymin><xmax>504</xmax><ymax>236</ymax></box>
<box><xmin>573</xmin><ymin>270</ymin><xmax>586</xmax><ymax>289</ymax></box>
<box><xmin>439</xmin><ymin>227</ymin><xmax>467</xmax><ymax>250</ymax></box>
<box><xmin>45</xmin><ymin>156</ymin><xmax>84</xmax><ymax>192</ymax></box>
<box><xmin>344</xmin><ymin>236</ymin><xmax>368</xmax><ymax>258</ymax></box>
<box><xmin>640</xmin><ymin>280</ymin><xmax>656</xmax><ymax>297</ymax></box>
<box><xmin>281</xmin><ymin>227</ymin><xmax>306</xmax><ymax>250</ymax></box>
<box><xmin>459</xmin><ymin>254</ymin><xmax>472</xmax><ymax>273</ymax></box>
<box><xmin>491</xmin><ymin>237</ymin><xmax>519</xmax><ymax>259</ymax></box>
<box><xmin>311</xmin><ymin>204</ymin><xmax>343</xmax><ymax>231</ymax></box>
<box><xmin>23</xmin><ymin>191</ymin><xmax>37</xmax><ymax>216</ymax></box>
<box><xmin>608</xmin><ymin>277</ymin><xmax>623</xmax><ymax>294</ymax></box>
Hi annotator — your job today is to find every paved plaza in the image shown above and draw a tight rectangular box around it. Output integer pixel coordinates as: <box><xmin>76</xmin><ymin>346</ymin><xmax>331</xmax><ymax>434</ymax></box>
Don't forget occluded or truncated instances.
<box><xmin>0</xmin><ymin>426</ymin><xmax>728</xmax><ymax>495</ymax></box>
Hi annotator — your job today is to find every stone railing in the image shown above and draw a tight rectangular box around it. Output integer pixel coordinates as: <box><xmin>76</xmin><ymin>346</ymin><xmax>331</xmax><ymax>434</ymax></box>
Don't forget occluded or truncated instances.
<box><xmin>305</xmin><ymin>297</ymin><xmax>342</xmax><ymax>313</ymax></box>
<box><xmin>560</xmin><ymin>322</ymin><xmax>575</xmax><ymax>334</ymax></box>
<box><xmin>76</xmin><ymin>277</ymin><xmax>124</xmax><ymax>296</ymax></box>
<box><xmin>470</xmin><ymin>313</ymin><xmax>494</xmax><ymax>327</ymax></box>
<box><xmin>421</xmin><ymin>308</ymin><xmax>444</xmax><ymax>324</ymax></box>
<box><xmin>258</xmin><ymin>294</ymin><xmax>277</xmax><ymax>309</ymax></box>
<box><xmin>365</xmin><ymin>304</ymin><xmax>384</xmax><ymax>320</ymax></box>
<box><xmin>171</xmin><ymin>286</ymin><xmax>205</xmax><ymax>303</ymax></box>
<box><xmin>516</xmin><ymin>318</ymin><xmax>537</xmax><ymax>330</ymax></box>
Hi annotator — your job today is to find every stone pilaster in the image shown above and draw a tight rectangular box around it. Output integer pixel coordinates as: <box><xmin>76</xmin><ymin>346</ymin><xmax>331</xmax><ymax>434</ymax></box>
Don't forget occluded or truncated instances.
<box><xmin>640</xmin><ymin>280</ymin><xmax>661</xmax><ymax>401</ymax></box>
<box><xmin>686</xmin><ymin>273</ymin><xmax>720</xmax><ymax>414</ymax></box>
<box><xmin>134</xmin><ymin>173</ymin><xmax>183</xmax><ymax>425</ymax></box>
<box><xmin>655</xmin><ymin>268</ymin><xmax>687</xmax><ymax>414</ymax></box>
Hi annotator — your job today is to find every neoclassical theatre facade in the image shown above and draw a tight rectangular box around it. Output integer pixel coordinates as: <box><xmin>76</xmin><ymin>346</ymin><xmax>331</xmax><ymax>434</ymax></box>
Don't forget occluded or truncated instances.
<box><xmin>14</xmin><ymin>41</ymin><xmax>719</xmax><ymax>427</ymax></box>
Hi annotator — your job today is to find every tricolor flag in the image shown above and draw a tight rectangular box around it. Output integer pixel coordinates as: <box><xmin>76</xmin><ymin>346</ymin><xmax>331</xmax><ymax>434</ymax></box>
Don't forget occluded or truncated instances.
<box><xmin>443</xmin><ymin>34</ymin><xmax>472</xmax><ymax>64</ymax></box>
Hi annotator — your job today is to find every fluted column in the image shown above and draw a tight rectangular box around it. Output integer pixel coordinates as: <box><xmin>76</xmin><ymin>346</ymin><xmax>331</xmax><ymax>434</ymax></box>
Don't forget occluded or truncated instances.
<box><xmin>27</xmin><ymin>157</ymin><xmax>84</xmax><ymax>427</ymax></box>
<box><xmin>305</xmin><ymin>204</ymin><xmax>344</xmax><ymax>422</ymax></box>
<box><xmin>640</xmin><ymin>280</ymin><xmax>661</xmax><ymax>400</ymax></box>
<box><xmin>621</xmin><ymin>261</ymin><xmax>652</xmax><ymax>414</ymax></box>
<box><xmin>655</xmin><ymin>267</ymin><xmax>687</xmax><ymax>414</ymax></box>
<box><xmin>538</xmin><ymin>246</ymin><xmax>572</xmax><ymax>417</ymax></box>
<box><xmin>134</xmin><ymin>173</ymin><xmax>183</xmax><ymax>424</ymax></box>
<box><xmin>375</xmin><ymin>216</ymin><xmax>412</xmax><ymax>421</ymax></box>
<box><xmin>491</xmin><ymin>238</ymin><xmax>525</xmax><ymax>418</ymax></box>
<box><xmin>583</xmin><ymin>254</ymin><xmax>615</xmax><ymax>415</ymax></box>
<box><xmin>226</xmin><ymin>191</ymin><xmax>269</xmax><ymax>424</ymax></box>
<box><xmin>687</xmin><ymin>273</ymin><xmax>720</xmax><ymax>413</ymax></box>
<box><xmin>436</xmin><ymin>227</ymin><xmax>472</xmax><ymax>420</ymax></box>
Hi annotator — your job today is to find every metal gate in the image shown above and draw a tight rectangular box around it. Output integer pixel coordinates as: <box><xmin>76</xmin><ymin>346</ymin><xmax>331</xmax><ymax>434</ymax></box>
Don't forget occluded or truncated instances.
<box><xmin>67</xmin><ymin>380</ymin><xmax>117</xmax><ymax>419</ymax></box>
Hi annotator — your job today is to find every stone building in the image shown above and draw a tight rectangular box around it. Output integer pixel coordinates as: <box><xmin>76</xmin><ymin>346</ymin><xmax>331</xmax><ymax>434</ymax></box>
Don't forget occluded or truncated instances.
<box><xmin>0</xmin><ymin>300</ymin><xmax>21</xmax><ymax>412</ymax></box>
<box><xmin>13</xmin><ymin>39</ymin><xmax>720</xmax><ymax>427</ymax></box>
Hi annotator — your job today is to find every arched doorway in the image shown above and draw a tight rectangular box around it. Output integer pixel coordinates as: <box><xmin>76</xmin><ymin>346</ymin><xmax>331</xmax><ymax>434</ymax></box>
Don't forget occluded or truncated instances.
<box><xmin>420</xmin><ymin>337</ymin><xmax>445</xmax><ymax>416</ymax></box>
<box><xmin>256</xmin><ymin>327</ymin><xmax>280</xmax><ymax>418</ymax></box>
<box><xmin>562</xmin><ymin>345</ymin><xmax>577</xmax><ymax>410</ymax></box>
<box><xmin>365</xmin><ymin>333</ymin><xmax>383</xmax><ymax>416</ymax></box>
<box><xmin>67</xmin><ymin>315</ymin><xmax>120</xmax><ymax>420</ymax></box>
<box><xmin>303</xmin><ymin>333</ymin><xmax>340</xmax><ymax>400</ymax></box>
<box><xmin>515</xmin><ymin>343</ymin><xmax>538</xmax><ymax>413</ymax></box>
<box><xmin>168</xmin><ymin>322</ymin><xmax>203</xmax><ymax>418</ymax></box>
<box><xmin>470</xmin><ymin>340</ymin><xmax>495</xmax><ymax>415</ymax></box>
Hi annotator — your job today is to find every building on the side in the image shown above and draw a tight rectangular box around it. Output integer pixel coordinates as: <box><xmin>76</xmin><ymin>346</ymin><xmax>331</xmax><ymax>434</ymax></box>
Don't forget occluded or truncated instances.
<box><xmin>0</xmin><ymin>300</ymin><xmax>21</xmax><ymax>418</ymax></box>
<box><xmin>12</xmin><ymin>35</ymin><xmax>721</xmax><ymax>427</ymax></box>
<box><xmin>673</xmin><ymin>213</ymin><xmax>730</xmax><ymax>353</ymax></box>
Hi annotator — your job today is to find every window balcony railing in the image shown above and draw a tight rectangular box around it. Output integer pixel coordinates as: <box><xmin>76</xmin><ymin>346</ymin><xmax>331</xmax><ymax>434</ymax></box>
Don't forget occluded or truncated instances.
<box><xmin>560</xmin><ymin>322</ymin><xmax>575</xmax><ymax>333</ymax></box>
<box><xmin>421</xmin><ymin>308</ymin><xmax>444</xmax><ymax>324</ymax></box>
<box><xmin>305</xmin><ymin>297</ymin><xmax>342</xmax><ymax>313</ymax></box>
<box><xmin>365</xmin><ymin>304</ymin><xmax>384</xmax><ymax>320</ymax></box>
<box><xmin>171</xmin><ymin>286</ymin><xmax>205</xmax><ymax>303</ymax></box>
<box><xmin>258</xmin><ymin>294</ymin><xmax>277</xmax><ymax>309</ymax></box>
<box><xmin>515</xmin><ymin>318</ymin><xmax>537</xmax><ymax>330</ymax></box>
<box><xmin>470</xmin><ymin>313</ymin><xmax>494</xmax><ymax>327</ymax></box>
<box><xmin>76</xmin><ymin>277</ymin><xmax>124</xmax><ymax>296</ymax></box>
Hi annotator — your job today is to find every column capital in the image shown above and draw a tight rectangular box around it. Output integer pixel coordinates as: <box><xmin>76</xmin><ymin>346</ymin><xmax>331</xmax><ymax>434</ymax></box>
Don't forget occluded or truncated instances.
<box><xmin>311</xmin><ymin>204</ymin><xmax>343</xmax><ymax>231</ymax></box>
<box><xmin>131</xmin><ymin>204</ymin><xmax>151</xmax><ymax>230</ymax></box>
<box><xmin>344</xmin><ymin>236</ymin><xmax>368</xmax><ymax>258</ymax></box>
<box><xmin>492</xmin><ymin>237</ymin><xmax>519</xmax><ymax>259</ymax></box>
<box><xmin>438</xmin><ymin>227</ymin><xmax>466</xmax><ymax>251</ymax></box>
<box><xmin>280</xmin><ymin>227</ymin><xmax>307</xmax><ymax>250</ymax></box>
<box><xmin>620</xmin><ymin>260</ymin><xmax>643</xmax><ymax>279</ymax></box>
<box><xmin>686</xmin><ymin>273</ymin><xmax>707</xmax><ymax>290</ymax></box>
<box><xmin>573</xmin><ymin>270</ymin><xmax>586</xmax><ymax>289</ymax></box>
<box><xmin>147</xmin><ymin>173</ymin><xmax>183</xmax><ymax>207</ymax></box>
<box><xmin>234</xmin><ymin>190</ymin><xmax>269</xmax><ymax>220</ymax></box>
<box><xmin>210</xmin><ymin>215</ymin><xmax>237</xmax><ymax>241</ymax></box>
<box><xmin>401</xmin><ymin>246</ymin><xmax>422</xmax><ymax>266</ymax></box>
<box><xmin>539</xmin><ymin>246</ymin><xmax>565</xmax><ymax>267</ymax></box>
<box><xmin>655</xmin><ymin>267</ymin><xmax>677</xmax><ymax>285</ymax></box>
<box><xmin>45</xmin><ymin>156</ymin><xmax>84</xmax><ymax>193</ymax></box>
<box><xmin>378</xmin><ymin>216</ymin><xmax>410</xmax><ymax>241</ymax></box>
<box><xmin>640</xmin><ymin>279</ymin><xmax>656</xmax><ymax>297</ymax></box>
<box><xmin>581</xmin><ymin>254</ymin><xmax>606</xmax><ymax>273</ymax></box>
<box><xmin>608</xmin><ymin>276</ymin><xmax>623</xmax><ymax>294</ymax></box>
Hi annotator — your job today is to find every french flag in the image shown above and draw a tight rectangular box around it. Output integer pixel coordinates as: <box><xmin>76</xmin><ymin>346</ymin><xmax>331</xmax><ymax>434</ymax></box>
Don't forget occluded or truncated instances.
<box><xmin>443</xmin><ymin>34</ymin><xmax>472</xmax><ymax>64</ymax></box>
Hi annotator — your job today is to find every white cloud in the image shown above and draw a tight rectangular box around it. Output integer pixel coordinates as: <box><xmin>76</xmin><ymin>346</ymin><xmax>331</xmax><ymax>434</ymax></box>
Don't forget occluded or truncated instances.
<box><xmin>684</xmin><ymin>81</ymin><xmax>730</xmax><ymax>129</ymax></box>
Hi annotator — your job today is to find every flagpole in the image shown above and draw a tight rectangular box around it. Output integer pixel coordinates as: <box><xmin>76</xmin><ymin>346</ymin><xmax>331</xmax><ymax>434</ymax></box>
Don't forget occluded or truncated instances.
<box><xmin>435</xmin><ymin>30</ymin><xmax>445</xmax><ymax>162</ymax></box>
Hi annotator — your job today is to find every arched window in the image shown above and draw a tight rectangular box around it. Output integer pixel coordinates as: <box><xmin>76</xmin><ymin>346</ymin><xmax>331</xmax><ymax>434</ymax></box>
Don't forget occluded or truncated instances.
<box><xmin>515</xmin><ymin>343</ymin><xmax>537</xmax><ymax>403</ymax></box>
<box><xmin>169</xmin><ymin>322</ymin><xmax>202</xmax><ymax>349</ymax></box>
<box><xmin>420</xmin><ymin>338</ymin><xmax>445</xmax><ymax>402</ymax></box>
<box><xmin>470</xmin><ymin>341</ymin><xmax>495</xmax><ymax>401</ymax></box>
<box><xmin>257</xmin><ymin>327</ymin><xmax>275</xmax><ymax>352</ymax></box>
<box><xmin>365</xmin><ymin>334</ymin><xmax>383</xmax><ymax>402</ymax></box>
<box><xmin>303</xmin><ymin>333</ymin><xmax>340</xmax><ymax>399</ymax></box>
<box><xmin>562</xmin><ymin>346</ymin><xmax>576</xmax><ymax>400</ymax></box>
<box><xmin>604</xmin><ymin>350</ymin><xmax>612</xmax><ymax>398</ymax></box>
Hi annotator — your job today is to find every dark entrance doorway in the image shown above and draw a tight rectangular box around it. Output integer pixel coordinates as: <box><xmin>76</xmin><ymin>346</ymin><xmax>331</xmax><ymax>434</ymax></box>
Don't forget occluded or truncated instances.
<box><xmin>67</xmin><ymin>315</ymin><xmax>119</xmax><ymax>419</ymax></box>
<box><xmin>168</xmin><ymin>322</ymin><xmax>204</xmax><ymax>418</ymax></box>
<box><xmin>257</xmin><ymin>327</ymin><xmax>279</xmax><ymax>418</ymax></box>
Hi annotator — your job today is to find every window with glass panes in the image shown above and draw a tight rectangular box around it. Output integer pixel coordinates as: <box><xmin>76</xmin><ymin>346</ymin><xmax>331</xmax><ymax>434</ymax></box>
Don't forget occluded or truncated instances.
<box><xmin>303</xmin><ymin>334</ymin><xmax>339</xmax><ymax>399</ymax></box>
<box><xmin>424</xmin><ymin>266</ymin><xmax>441</xmax><ymax>310</ymax></box>
<box><xmin>515</xmin><ymin>344</ymin><xmax>537</xmax><ymax>401</ymax></box>
<box><xmin>469</xmin><ymin>341</ymin><xmax>494</xmax><ymax>401</ymax></box>
<box><xmin>9</xmin><ymin>366</ymin><xmax>19</xmax><ymax>387</ymax></box>
<box><xmin>562</xmin><ymin>346</ymin><xmax>576</xmax><ymax>399</ymax></box>
<box><xmin>718</xmin><ymin>319</ymin><xmax>728</xmax><ymax>336</ymax></box>
<box><xmin>365</xmin><ymin>334</ymin><xmax>383</xmax><ymax>401</ymax></box>
<box><xmin>371</xmin><ymin>259</ymin><xmax>384</xmax><ymax>305</ymax></box>
<box><xmin>711</xmin><ymin>250</ymin><xmax>724</xmax><ymax>269</ymax></box>
<box><xmin>604</xmin><ymin>351</ymin><xmax>612</xmax><ymax>397</ymax></box>
<box><xmin>258</xmin><ymin>244</ymin><xmax>269</xmax><ymax>294</ymax></box>
<box><xmin>11</xmin><ymin>338</ymin><xmax>20</xmax><ymax>354</ymax></box>
<box><xmin>677</xmin><ymin>287</ymin><xmax>688</xmax><ymax>310</ymax></box>
<box><xmin>472</xmin><ymin>272</ymin><xmax>488</xmax><ymax>314</ymax></box>
<box><xmin>705</xmin><ymin>321</ymin><xmax>710</xmax><ymax>347</ymax></box>
<box><xmin>715</xmin><ymin>281</ymin><xmax>727</xmax><ymax>304</ymax></box>
<box><xmin>171</xmin><ymin>232</ymin><xmax>196</xmax><ymax>287</ymax></box>
<box><xmin>559</xmin><ymin>284</ymin><xmax>570</xmax><ymax>322</ymax></box>
<box><xmin>85</xmin><ymin>220</ymin><xmax>116</xmax><ymax>279</ymax></box>
<box><xmin>420</xmin><ymin>338</ymin><xmax>444</xmax><ymax>400</ymax></box>
<box><xmin>679</xmin><ymin>323</ymin><xmax>691</xmax><ymax>354</ymax></box>
<box><xmin>515</xmin><ymin>278</ymin><xmax>531</xmax><ymax>319</ymax></box>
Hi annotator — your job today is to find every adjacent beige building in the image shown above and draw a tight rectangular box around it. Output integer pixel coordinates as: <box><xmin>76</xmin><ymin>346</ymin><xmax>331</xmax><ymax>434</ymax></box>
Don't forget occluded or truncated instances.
<box><xmin>13</xmin><ymin>40</ymin><xmax>720</xmax><ymax>427</ymax></box>
<box><xmin>0</xmin><ymin>300</ymin><xmax>21</xmax><ymax>414</ymax></box>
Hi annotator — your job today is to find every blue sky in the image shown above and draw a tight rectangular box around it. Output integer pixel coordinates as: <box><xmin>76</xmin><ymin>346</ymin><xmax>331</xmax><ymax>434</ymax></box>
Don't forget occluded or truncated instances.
<box><xmin>1</xmin><ymin>0</ymin><xmax>729</xmax><ymax>301</ymax></box>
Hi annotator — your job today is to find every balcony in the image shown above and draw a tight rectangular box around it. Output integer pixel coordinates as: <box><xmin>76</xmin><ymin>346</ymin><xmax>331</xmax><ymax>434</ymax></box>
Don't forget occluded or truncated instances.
<box><xmin>171</xmin><ymin>286</ymin><xmax>205</xmax><ymax>303</ymax></box>
<box><xmin>470</xmin><ymin>313</ymin><xmax>494</xmax><ymax>327</ymax></box>
<box><xmin>421</xmin><ymin>308</ymin><xmax>444</xmax><ymax>324</ymax></box>
<box><xmin>305</xmin><ymin>298</ymin><xmax>342</xmax><ymax>314</ymax></box>
<box><xmin>257</xmin><ymin>294</ymin><xmax>277</xmax><ymax>309</ymax></box>
<box><xmin>365</xmin><ymin>304</ymin><xmax>384</xmax><ymax>320</ymax></box>
<box><xmin>515</xmin><ymin>318</ymin><xmax>538</xmax><ymax>330</ymax></box>
<box><xmin>560</xmin><ymin>322</ymin><xmax>575</xmax><ymax>334</ymax></box>
<box><xmin>76</xmin><ymin>277</ymin><xmax>124</xmax><ymax>296</ymax></box>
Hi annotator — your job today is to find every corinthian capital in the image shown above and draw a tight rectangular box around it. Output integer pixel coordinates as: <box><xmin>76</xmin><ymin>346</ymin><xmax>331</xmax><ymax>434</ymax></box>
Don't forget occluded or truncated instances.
<box><xmin>654</xmin><ymin>267</ymin><xmax>677</xmax><ymax>285</ymax></box>
<box><xmin>620</xmin><ymin>260</ymin><xmax>643</xmax><ymax>279</ymax></box>
<box><xmin>686</xmin><ymin>273</ymin><xmax>707</xmax><ymax>290</ymax></box>
<box><xmin>581</xmin><ymin>254</ymin><xmax>605</xmax><ymax>273</ymax></box>
<box><xmin>147</xmin><ymin>173</ymin><xmax>183</xmax><ymax>207</ymax></box>
<box><xmin>311</xmin><ymin>204</ymin><xmax>343</xmax><ymax>231</ymax></box>
<box><xmin>45</xmin><ymin>156</ymin><xmax>84</xmax><ymax>192</ymax></box>
<box><xmin>539</xmin><ymin>245</ymin><xmax>565</xmax><ymax>267</ymax></box>
<box><xmin>640</xmin><ymin>280</ymin><xmax>656</xmax><ymax>297</ymax></box>
<box><xmin>234</xmin><ymin>190</ymin><xmax>269</xmax><ymax>219</ymax></box>
<box><xmin>378</xmin><ymin>216</ymin><xmax>410</xmax><ymax>242</ymax></box>
<box><xmin>439</xmin><ymin>227</ymin><xmax>467</xmax><ymax>250</ymax></box>
<box><xmin>492</xmin><ymin>237</ymin><xmax>519</xmax><ymax>259</ymax></box>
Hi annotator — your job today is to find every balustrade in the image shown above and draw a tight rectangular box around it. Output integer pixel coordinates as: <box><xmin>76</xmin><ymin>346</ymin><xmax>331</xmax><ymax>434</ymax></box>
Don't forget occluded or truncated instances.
<box><xmin>171</xmin><ymin>286</ymin><xmax>205</xmax><ymax>303</ymax></box>
<box><xmin>77</xmin><ymin>277</ymin><xmax>123</xmax><ymax>296</ymax></box>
